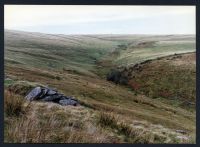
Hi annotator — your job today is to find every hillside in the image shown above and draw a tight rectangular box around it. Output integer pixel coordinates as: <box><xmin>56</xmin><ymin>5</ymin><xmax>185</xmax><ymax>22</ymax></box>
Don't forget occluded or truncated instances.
<box><xmin>5</xmin><ymin>30</ymin><xmax>195</xmax><ymax>77</ymax></box>
<box><xmin>115</xmin><ymin>53</ymin><xmax>196</xmax><ymax>110</ymax></box>
<box><xmin>4</xmin><ymin>30</ymin><xmax>196</xmax><ymax>143</ymax></box>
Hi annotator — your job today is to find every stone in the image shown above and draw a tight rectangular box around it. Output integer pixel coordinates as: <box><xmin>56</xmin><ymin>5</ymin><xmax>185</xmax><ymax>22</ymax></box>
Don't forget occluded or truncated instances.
<box><xmin>38</xmin><ymin>88</ymin><xmax>48</xmax><ymax>99</ymax></box>
<box><xmin>47</xmin><ymin>89</ymin><xmax>57</xmax><ymax>95</ymax></box>
<box><xmin>25</xmin><ymin>87</ymin><xmax>42</xmax><ymax>101</ymax></box>
<box><xmin>25</xmin><ymin>86</ymin><xmax>79</xmax><ymax>106</ymax></box>
<box><xmin>42</xmin><ymin>94</ymin><xmax>63</xmax><ymax>102</ymax></box>
<box><xmin>59</xmin><ymin>99</ymin><xmax>78</xmax><ymax>106</ymax></box>
<box><xmin>43</xmin><ymin>88</ymin><xmax>49</xmax><ymax>95</ymax></box>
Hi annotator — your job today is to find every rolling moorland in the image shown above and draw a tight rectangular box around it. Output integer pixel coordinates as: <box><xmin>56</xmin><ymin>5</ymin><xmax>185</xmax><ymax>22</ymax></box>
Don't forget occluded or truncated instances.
<box><xmin>4</xmin><ymin>30</ymin><xmax>196</xmax><ymax>143</ymax></box>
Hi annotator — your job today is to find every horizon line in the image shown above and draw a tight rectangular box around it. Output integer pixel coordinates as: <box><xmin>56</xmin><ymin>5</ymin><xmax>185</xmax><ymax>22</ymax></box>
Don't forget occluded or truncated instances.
<box><xmin>4</xmin><ymin>29</ymin><xmax>196</xmax><ymax>36</ymax></box>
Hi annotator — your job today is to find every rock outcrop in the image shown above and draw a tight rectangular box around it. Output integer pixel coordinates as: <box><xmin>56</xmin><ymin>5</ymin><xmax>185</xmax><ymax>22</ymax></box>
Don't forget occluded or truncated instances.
<box><xmin>25</xmin><ymin>87</ymin><xmax>79</xmax><ymax>106</ymax></box>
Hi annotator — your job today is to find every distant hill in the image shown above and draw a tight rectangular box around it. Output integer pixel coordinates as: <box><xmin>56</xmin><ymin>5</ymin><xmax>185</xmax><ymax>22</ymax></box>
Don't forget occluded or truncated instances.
<box><xmin>4</xmin><ymin>30</ymin><xmax>195</xmax><ymax>77</ymax></box>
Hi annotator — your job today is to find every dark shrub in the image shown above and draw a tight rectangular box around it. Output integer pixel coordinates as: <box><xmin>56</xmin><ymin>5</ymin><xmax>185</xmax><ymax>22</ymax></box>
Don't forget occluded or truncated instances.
<box><xmin>106</xmin><ymin>69</ymin><xmax>128</xmax><ymax>85</ymax></box>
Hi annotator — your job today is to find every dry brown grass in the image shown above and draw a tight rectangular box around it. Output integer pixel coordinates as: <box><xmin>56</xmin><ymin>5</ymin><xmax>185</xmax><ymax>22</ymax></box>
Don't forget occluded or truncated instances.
<box><xmin>4</xmin><ymin>96</ymin><xmax>115</xmax><ymax>143</ymax></box>
<box><xmin>5</xmin><ymin>114</ymin><xmax>103</xmax><ymax>143</ymax></box>
<box><xmin>4</xmin><ymin>88</ymin><xmax>195</xmax><ymax>143</ymax></box>
<box><xmin>4</xmin><ymin>53</ymin><xmax>196</xmax><ymax>143</ymax></box>
<box><xmin>124</xmin><ymin>53</ymin><xmax>196</xmax><ymax>109</ymax></box>
<box><xmin>4</xmin><ymin>90</ymin><xmax>28</xmax><ymax>117</ymax></box>
<box><xmin>97</xmin><ymin>112</ymin><xmax>193</xmax><ymax>143</ymax></box>
<box><xmin>4</xmin><ymin>65</ymin><xmax>196</xmax><ymax>133</ymax></box>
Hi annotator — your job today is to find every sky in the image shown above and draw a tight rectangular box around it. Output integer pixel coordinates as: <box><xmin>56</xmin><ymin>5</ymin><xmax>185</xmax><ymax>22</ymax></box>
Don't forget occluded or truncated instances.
<box><xmin>4</xmin><ymin>5</ymin><xmax>196</xmax><ymax>35</ymax></box>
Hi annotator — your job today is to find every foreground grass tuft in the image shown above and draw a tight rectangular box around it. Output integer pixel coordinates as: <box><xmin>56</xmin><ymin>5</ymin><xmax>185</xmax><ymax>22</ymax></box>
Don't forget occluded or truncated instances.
<box><xmin>98</xmin><ymin>112</ymin><xmax>118</xmax><ymax>129</ymax></box>
<box><xmin>4</xmin><ymin>91</ymin><xmax>26</xmax><ymax>117</ymax></box>
<box><xmin>97</xmin><ymin>112</ymin><xmax>190</xmax><ymax>143</ymax></box>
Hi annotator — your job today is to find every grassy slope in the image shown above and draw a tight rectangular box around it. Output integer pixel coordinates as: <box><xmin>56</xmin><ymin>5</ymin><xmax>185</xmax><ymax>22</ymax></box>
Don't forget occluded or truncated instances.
<box><xmin>5</xmin><ymin>30</ymin><xmax>195</xmax><ymax>77</ymax></box>
<box><xmin>5</xmin><ymin>91</ymin><xmax>193</xmax><ymax>143</ymax></box>
<box><xmin>5</xmin><ymin>30</ymin><xmax>119</xmax><ymax>77</ymax></box>
<box><xmin>126</xmin><ymin>53</ymin><xmax>196</xmax><ymax>110</ymax></box>
<box><xmin>115</xmin><ymin>42</ymin><xmax>195</xmax><ymax>66</ymax></box>
<box><xmin>4</xmin><ymin>30</ymin><xmax>196</xmax><ymax>143</ymax></box>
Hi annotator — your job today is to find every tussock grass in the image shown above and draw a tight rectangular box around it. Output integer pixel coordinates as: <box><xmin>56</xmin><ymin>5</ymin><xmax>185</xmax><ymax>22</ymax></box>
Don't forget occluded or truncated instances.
<box><xmin>4</xmin><ymin>101</ymin><xmax>111</xmax><ymax>143</ymax></box>
<box><xmin>97</xmin><ymin>112</ymin><xmax>147</xmax><ymax>143</ymax></box>
<box><xmin>4</xmin><ymin>90</ymin><xmax>27</xmax><ymax>117</ymax></box>
<box><xmin>7</xmin><ymin>81</ymin><xmax>42</xmax><ymax>96</ymax></box>
<box><xmin>98</xmin><ymin>112</ymin><xmax>118</xmax><ymax>129</ymax></box>
<box><xmin>97</xmin><ymin>112</ymin><xmax>191</xmax><ymax>143</ymax></box>
<box><xmin>4</xmin><ymin>90</ymin><xmax>194</xmax><ymax>143</ymax></box>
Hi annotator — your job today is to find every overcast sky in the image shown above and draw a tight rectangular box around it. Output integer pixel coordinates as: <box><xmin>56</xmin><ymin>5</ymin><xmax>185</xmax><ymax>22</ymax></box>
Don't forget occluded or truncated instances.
<box><xmin>4</xmin><ymin>5</ymin><xmax>195</xmax><ymax>34</ymax></box>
